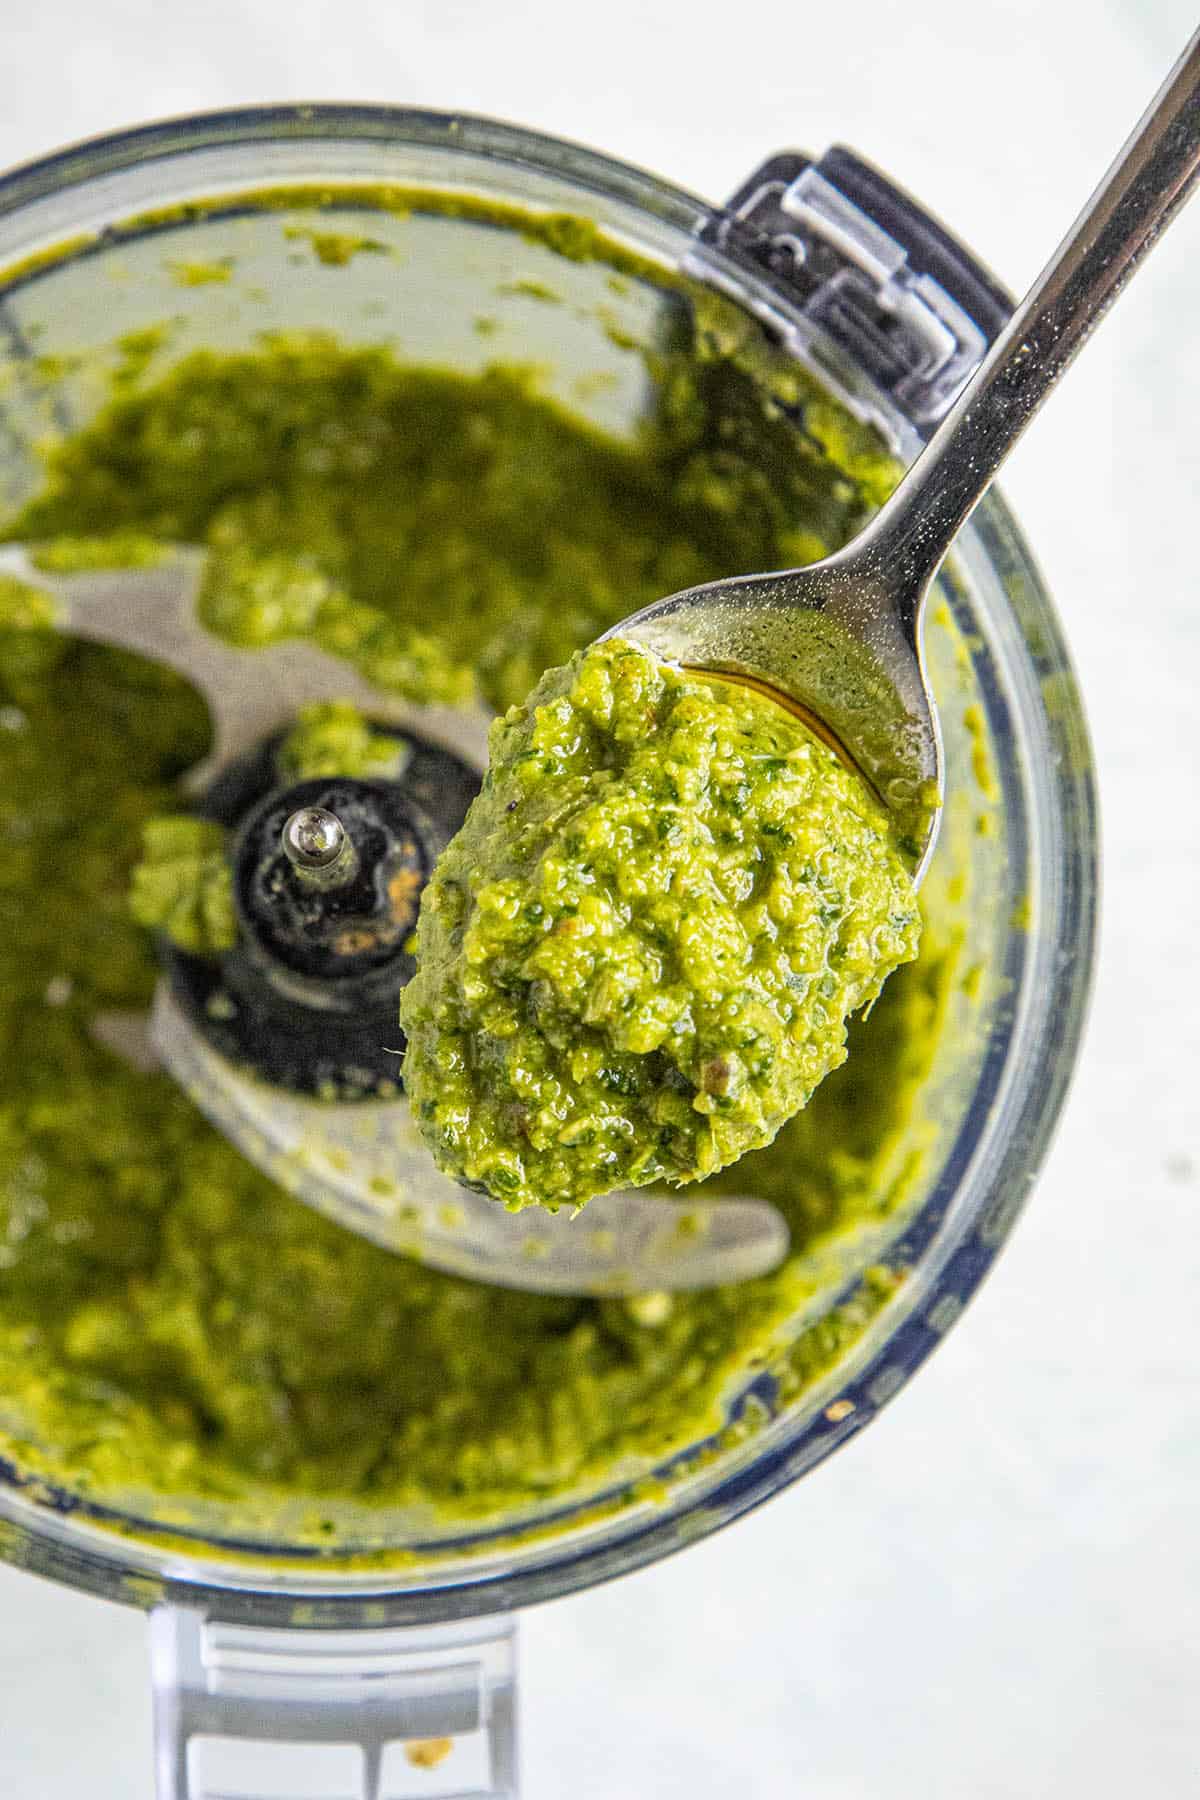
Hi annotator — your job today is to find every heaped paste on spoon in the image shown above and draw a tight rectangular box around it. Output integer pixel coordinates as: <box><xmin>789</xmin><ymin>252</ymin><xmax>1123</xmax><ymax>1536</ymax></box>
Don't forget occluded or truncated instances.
<box><xmin>0</xmin><ymin>198</ymin><xmax>979</xmax><ymax>1548</ymax></box>
<box><xmin>400</xmin><ymin>638</ymin><xmax>920</xmax><ymax>1211</ymax></box>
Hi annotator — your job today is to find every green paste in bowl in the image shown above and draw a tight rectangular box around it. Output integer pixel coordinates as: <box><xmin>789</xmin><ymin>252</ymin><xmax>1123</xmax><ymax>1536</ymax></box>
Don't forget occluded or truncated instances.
<box><xmin>0</xmin><ymin>305</ymin><xmax>977</xmax><ymax>1545</ymax></box>
<box><xmin>401</xmin><ymin>637</ymin><xmax>920</xmax><ymax>1210</ymax></box>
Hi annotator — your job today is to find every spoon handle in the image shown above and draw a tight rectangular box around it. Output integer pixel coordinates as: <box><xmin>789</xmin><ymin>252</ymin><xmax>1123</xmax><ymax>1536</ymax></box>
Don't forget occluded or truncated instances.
<box><xmin>856</xmin><ymin>26</ymin><xmax>1200</xmax><ymax>611</ymax></box>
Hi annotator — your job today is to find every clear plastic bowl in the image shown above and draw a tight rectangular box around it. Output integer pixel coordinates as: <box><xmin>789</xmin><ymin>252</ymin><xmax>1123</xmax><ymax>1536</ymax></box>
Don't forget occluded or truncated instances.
<box><xmin>0</xmin><ymin>108</ymin><xmax>1096</xmax><ymax>1631</ymax></box>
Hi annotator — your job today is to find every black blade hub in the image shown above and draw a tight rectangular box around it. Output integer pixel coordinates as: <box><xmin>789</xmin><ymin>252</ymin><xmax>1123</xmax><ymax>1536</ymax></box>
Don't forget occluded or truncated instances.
<box><xmin>158</xmin><ymin>724</ymin><xmax>479</xmax><ymax>1098</ymax></box>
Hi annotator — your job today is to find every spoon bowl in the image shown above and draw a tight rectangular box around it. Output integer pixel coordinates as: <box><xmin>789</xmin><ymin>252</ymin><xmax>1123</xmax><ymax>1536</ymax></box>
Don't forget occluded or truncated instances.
<box><xmin>609</xmin><ymin>551</ymin><xmax>943</xmax><ymax>881</ymax></box>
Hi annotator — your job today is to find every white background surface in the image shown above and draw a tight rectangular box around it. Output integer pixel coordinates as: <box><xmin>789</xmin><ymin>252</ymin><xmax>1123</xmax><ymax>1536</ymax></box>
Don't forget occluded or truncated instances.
<box><xmin>1</xmin><ymin>1</ymin><xmax>1198</xmax><ymax>1795</ymax></box>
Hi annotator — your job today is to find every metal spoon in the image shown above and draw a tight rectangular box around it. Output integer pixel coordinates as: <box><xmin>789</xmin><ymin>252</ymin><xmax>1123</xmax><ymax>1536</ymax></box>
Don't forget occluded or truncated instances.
<box><xmin>611</xmin><ymin>29</ymin><xmax>1200</xmax><ymax>883</ymax></box>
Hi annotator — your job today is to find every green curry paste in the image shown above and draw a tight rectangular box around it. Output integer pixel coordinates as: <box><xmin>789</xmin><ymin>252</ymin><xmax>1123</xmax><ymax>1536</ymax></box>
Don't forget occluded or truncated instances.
<box><xmin>401</xmin><ymin>639</ymin><xmax>920</xmax><ymax>1210</ymax></box>
<box><xmin>0</xmin><ymin>315</ymin><xmax>962</xmax><ymax>1539</ymax></box>
<box><xmin>129</xmin><ymin>815</ymin><xmax>237</xmax><ymax>955</ymax></box>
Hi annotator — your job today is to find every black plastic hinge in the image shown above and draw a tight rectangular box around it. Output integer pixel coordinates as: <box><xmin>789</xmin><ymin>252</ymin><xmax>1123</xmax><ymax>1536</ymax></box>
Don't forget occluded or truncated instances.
<box><xmin>705</xmin><ymin>146</ymin><xmax>1014</xmax><ymax>428</ymax></box>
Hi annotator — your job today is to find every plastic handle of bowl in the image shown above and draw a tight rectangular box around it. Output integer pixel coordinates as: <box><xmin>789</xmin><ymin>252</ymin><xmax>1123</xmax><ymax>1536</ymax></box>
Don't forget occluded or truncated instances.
<box><xmin>705</xmin><ymin>144</ymin><xmax>1015</xmax><ymax>428</ymax></box>
<box><xmin>148</xmin><ymin>1603</ymin><xmax>519</xmax><ymax>1799</ymax></box>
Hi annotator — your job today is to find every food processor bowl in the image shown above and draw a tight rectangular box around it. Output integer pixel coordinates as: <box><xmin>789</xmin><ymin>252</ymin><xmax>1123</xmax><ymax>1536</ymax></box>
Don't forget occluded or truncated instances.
<box><xmin>0</xmin><ymin>108</ymin><xmax>1097</xmax><ymax>1798</ymax></box>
